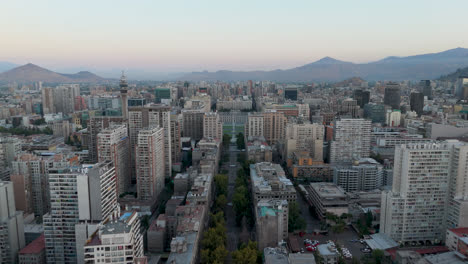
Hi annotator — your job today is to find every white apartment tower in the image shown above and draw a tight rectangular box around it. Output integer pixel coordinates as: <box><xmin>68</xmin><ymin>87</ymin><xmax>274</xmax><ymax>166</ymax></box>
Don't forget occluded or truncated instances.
<box><xmin>203</xmin><ymin>112</ymin><xmax>223</xmax><ymax>140</ymax></box>
<box><xmin>97</xmin><ymin>124</ymin><xmax>131</xmax><ymax>195</ymax></box>
<box><xmin>330</xmin><ymin>119</ymin><xmax>371</xmax><ymax>163</ymax></box>
<box><xmin>83</xmin><ymin>211</ymin><xmax>144</xmax><ymax>264</ymax></box>
<box><xmin>136</xmin><ymin>127</ymin><xmax>165</xmax><ymax>202</ymax></box>
<box><xmin>380</xmin><ymin>142</ymin><xmax>455</xmax><ymax>245</ymax></box>
<box><xmin>44</xmin><ymin>162</ymin><xmax>118</xmax><ymax>264</ymax></box>
<box><xmin>447</xmin><ymin>143</ymin><xmax>468</xmax><ymax>229</ymax></box>
<box><xmin>0</xmin><ymin>181</ymin><xmax>25</xmax><ymax>264</ymax></box>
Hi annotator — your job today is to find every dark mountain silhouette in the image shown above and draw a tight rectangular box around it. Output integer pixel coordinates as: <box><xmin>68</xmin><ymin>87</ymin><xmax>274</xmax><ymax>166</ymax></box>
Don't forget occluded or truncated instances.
<box><xmin>180</xmin><ymin>48</ymin><xmax>468</xmax><ymax>81</ymax></box>
<box><xmin>0</xmin><ymin>63</ymin><xmax>106</xmax><ymax>83</ymax></box>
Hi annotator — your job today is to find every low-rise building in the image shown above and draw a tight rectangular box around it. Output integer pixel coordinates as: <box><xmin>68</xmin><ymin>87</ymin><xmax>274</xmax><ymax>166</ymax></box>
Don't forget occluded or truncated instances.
<box><xmin>317</xmin><ymin>243</ymin><xmax>339</xmax><ymax>264</ymax></box>
<box><xmin>446</xmin><ymin>227</ymin><xmax>468</xmax><ymax>252</ymax></box>
<box><xmin>255</xmin><ymin>200</ymin><xmax>288</xmax><ymax>250</ymax></box>
<box><xmin>305</xmin><ymin>182</ymin><xmax>348</xmax><ymax>219</ymax></box>
<box><xmin>18</xmin><ymin>234</ymin><xmax>46</xmax><ymax>264</ymax></box>
<box><xmin>250</xmin><ymin>162</ymin><xmax>296</xmax><ymax>206</ymax></box>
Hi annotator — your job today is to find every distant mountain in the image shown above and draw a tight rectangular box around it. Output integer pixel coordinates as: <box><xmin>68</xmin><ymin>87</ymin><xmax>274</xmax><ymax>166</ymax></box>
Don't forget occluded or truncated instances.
<box><xmin>180</xmin><ymin>48</ymin><xmax>468</xmax><ymax>82</ymax></box>
<box><xmin>439</xmin><ymin>66</ymin><xmax>468</xmax><ymax>82</ymax></box>
<box><xmin>0</xmin><ymin>61</ymin><xmax>18</xmax><ymax>73</ymax></box>
<box><xmin>0</xmin><ymin>63</ymin><xmax>106</xmax><ymax>83</ymax></box>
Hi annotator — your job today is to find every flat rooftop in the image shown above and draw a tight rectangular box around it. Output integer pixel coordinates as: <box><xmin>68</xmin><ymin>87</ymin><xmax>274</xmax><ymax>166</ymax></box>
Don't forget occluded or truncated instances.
<box><xmin>310</xmin><ymin>182</ymin><xmax>346</xmax><ymax>198</ymax></box>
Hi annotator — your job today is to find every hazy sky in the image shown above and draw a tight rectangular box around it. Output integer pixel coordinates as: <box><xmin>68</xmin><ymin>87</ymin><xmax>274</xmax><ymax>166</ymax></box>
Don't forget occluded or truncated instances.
<box><xmin>2</xmin><ymin>0</ymin><xmax>468</xmax><ymax>73</ymax></box>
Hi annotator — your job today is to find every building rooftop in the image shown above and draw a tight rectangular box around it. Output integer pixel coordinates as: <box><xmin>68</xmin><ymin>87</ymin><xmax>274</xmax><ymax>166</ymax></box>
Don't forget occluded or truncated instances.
<box><xmin>250</xmin><ymin>163</ymin><xmax>294</xmax><ymax>194</ymax></box>
<box><xmin>422</xmin><ymin>251</ymin><xmax>468</xmax><ymax>264</ymax></box>
<box><xmin>448</xmin><ymin>227</ymin><xmax>468</xmax><ymax>237</ymax></box>
<box><xmin>166</xmin><ymin>233</ymin><xmax>197</xmax><ymax>264</ymax></box>
<box><xmin>364</xmin><ymin>233</ymin><xmax>398</xmax><ymax>250</ymax></box>
<box><xmin>310</xmin><ymin>182</ymin><xmax>346</xmax><ymax>198</ymax></box>
<box><xmin>317</xmin><ymin>243</ymin><xmax>338</xmax><ymax>257</ymax></box>
<box><xmin>263</xmin><ymin>247</ymin><xmax>289</xmax><ymax>264</ymax></box>
<box><xmin>288</xmin><ymin>253</ymin><xmax>316</xmax><ymax>264</ymax></box>
<box><xmin>19</xmin><ymin>234</ymin><xmax>45</xmax><ymax>255</ymax></box>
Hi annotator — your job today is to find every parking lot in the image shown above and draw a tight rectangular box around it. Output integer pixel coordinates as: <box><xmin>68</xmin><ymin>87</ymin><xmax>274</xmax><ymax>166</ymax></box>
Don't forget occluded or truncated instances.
<box><xmin>292</xmin><ymin>228</ymin><xmax>370</xmax><ymax>261</ymax></box>
<box><xmin>294</xmin><ymin>193</ymin><xmax>371</xmax><ymax>262</ymax></box>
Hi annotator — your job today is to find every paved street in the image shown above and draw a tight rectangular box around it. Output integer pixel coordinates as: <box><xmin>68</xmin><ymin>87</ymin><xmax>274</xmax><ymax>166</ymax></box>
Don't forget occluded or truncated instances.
<box><xmin>225</xmin><ymin>144</ymin><xmax>240</xmax><ymax>253</ymax></box>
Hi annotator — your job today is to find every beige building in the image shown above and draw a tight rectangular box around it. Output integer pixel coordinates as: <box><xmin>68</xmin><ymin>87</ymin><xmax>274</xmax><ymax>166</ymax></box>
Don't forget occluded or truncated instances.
<box><xmin>97</xmin><ymin>124</ymin><xmax>131</xmax><ymax>195</ymax></box>
<box><xmin>284</xmin><ymin>122</ymin><xmax>324</xmax><ymax>163</ymax></box>
<box><xmin>41</xmin><ymin>87</ymin><xmax>55</xmax><ymax>114</ymax></box>
<box><xmin>128</xmin><ymin>105</ymin><xmax>172</xmax><ymax>177</ymax></box>
<box><xmin>136</xmin><ymin>127</ymin><xmax>165</xmax><ymax>202</ymax></box>
<box><xmin>263</xmin><ymin>111</ymin><xmax>287</xmax><ymax>145</ymax></box>
<box><xmin>203</xmin><ymin>112</ymin><xmax>223</xmax><ymax>140</ymax></box>
<box><xmin>246</xmin><ymin>113</ymin><xmax>264</xmax><ymax>138</ymax></box>
<box><xmin>255</xmin><ymin>199</ymin><xmax>288</xmax><ymax>250</ymax></box>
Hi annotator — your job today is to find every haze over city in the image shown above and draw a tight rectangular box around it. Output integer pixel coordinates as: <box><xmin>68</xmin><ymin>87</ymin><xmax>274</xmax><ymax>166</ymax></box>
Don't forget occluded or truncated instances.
<box><xmin>2</xmin><ymin>0</ymin><xmax>468</xmax><ymax>76</ymax></box>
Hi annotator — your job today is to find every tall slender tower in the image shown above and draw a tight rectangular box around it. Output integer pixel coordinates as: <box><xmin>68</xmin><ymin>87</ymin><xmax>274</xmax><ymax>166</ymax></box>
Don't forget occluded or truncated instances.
<box><xmin>120</xmin><ymin>71</ymin><xmax>129</xmax><ymax>119</ymax></box>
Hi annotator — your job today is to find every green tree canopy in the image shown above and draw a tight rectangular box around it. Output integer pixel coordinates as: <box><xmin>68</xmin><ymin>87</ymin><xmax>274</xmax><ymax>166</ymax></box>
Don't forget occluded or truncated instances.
<box><xmin>288</xmin><ymin>201</ymin><xmax>306</xmax><ymax>232</ymax></box>
<box><xmin>232</xmin><ymin>241</ymin><xmax>260</xmax><ymax>264</ymax></box>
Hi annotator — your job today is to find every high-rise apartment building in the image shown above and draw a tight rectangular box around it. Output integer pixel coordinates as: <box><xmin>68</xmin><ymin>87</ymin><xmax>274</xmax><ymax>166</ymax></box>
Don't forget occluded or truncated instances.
<box><xmin>0</xmin><ymin>137</ymin><xmax>22</xmax><ymax>180</ymax></box>
<box><xmin>410</xmin><ymin>92</ymin><xmax>424</xmax><ymax>116</ymax></box>
<box><xmin>11</xmin><ymin>153</ymin><xmax>77</xmax><ymax>217</ymax></box>
<box><xmin>75</xmin><ymin>162</ymin><xmax>119</xmax><ymax>264</ymax></box>
<box><xmin>41</xmin><ymin>87</ymin><xmax>55</xmax><ymax>114</ymax></box>
<box><xmin>170</xmin><ymin>114</ymin><xmax>182</xmax><ymax>164</ymax></box>
<box><xmin>203</xmin><ymin>112</ymin><xmax>223</xmax><ymax>140</ymax></box>
<box><xmin>353</xmin><ymin>89</ymin><xmax>370</xmax><ymax>108</ymax></box>
<box><xmin>246</xmin><ymin>113</ymin><xmax>264</xmax><ymax>138</ymax></box>
<box><xmin>384</xmin><ymin>82</ymin><xmax>401</xmax><ymax>110</ymax></box>
<box><xmin>380</xmin><ymin>142</ymin><xmax>455</xmax><ymax>245</ymax></box>
<box><xmin>456</xmin><ymin>76</ymin><xmax>468</xmax><ymax>100</ymax></box>
<box><xmin>330</xmin><ymin>119</ymin><xmax>371</xmax><ymax>163</ymax></box>
<box><xmin>263</xmin><ymin>111</ymin><xmax>287</xmax><ymax>145</ymax></box>
<box><xmin>0</xmin><ymin>181</ymin><xmax>25</xmax><ymax>264</ymax></box>
<box><xmin>87</xmin><ymin>116</ymin><xmax>125</xmax><ymax>163</ymax></box>
<box><xmin>420</xmin><ymin>80</ymin><xmax>432</xmax><ymax>100</ymax></box>
<box><xmin>128</xmin><ymin>105</ymin><xmax>172</xmax><ymax>177</ymax></box>
<box><xmin>53</xmin><ymin>84</ymin><xmax>80</xmax><ymax>115</ymax></box>
<box><xmin>97</xmin><ymin>124</ymin><xmax>131</xmax><ymax>194</ymax></box>
<box><xmin>44</xmin><ymin>162</ymin><xmax>117</xmax><ymax>264</ymax></box>
<box><xmin>333</xmin><ymin>158</ymin><xmax>383</xmax><ymax>192</ymax></box>
<box><xmin>284</xmin><ymin>123</ymin><xmax>324</xmax><ymax>162</ymax></box>
<box><xmin>447</xmin><ymin>144</ymin><xmax>468</xmax><ymax>229</ymax></box>
<box><xmin>136</xmin><ymin>127</ymin><xmax>165</xmax><ymax>202</ymax></box>
<box><xmin>181</xmin><ymin>109</ymin><xmax>205</xmax><ymax>141</ymax></box>
<box><xmin>83</xmin><ymin>211</ymin><xmax>144</xmax><ymax>264</ymax></box>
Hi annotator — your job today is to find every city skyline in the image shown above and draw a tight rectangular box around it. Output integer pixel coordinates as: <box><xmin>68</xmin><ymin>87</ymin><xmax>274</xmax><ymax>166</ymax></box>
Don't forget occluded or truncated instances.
<box><xmin>2</xmin><ymin>0</ymin><xmax>468</xmax><ymax>73</ymax></box>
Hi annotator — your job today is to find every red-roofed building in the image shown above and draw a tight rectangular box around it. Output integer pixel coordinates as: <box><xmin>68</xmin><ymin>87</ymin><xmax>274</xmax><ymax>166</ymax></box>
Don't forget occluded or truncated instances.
<box><xmin>18</xmin><ymin>234</ymin><xmax>46</xmax><ymax>264</ymax></box>
<box><xmin>446</xmin><ymin>227</ymin><xmax>468</xmax><ymax>251</ymax></box>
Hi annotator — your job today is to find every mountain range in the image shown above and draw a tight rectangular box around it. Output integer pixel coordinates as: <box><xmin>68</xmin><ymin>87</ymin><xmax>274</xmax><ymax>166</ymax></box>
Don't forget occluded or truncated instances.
<box><xmin>1</xmin><ymin>48</ymin><xmax>468</xmax><ymax>82</ymax></box>
<box><xmin>179</xmin><ymin>47</ymin><xmax>468</xmax><ymax>82</ymax></box>
<box><xmin>0</xmin><ymin>63</ymin><xmax>105</xmax><ymax>83</ymax></box>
